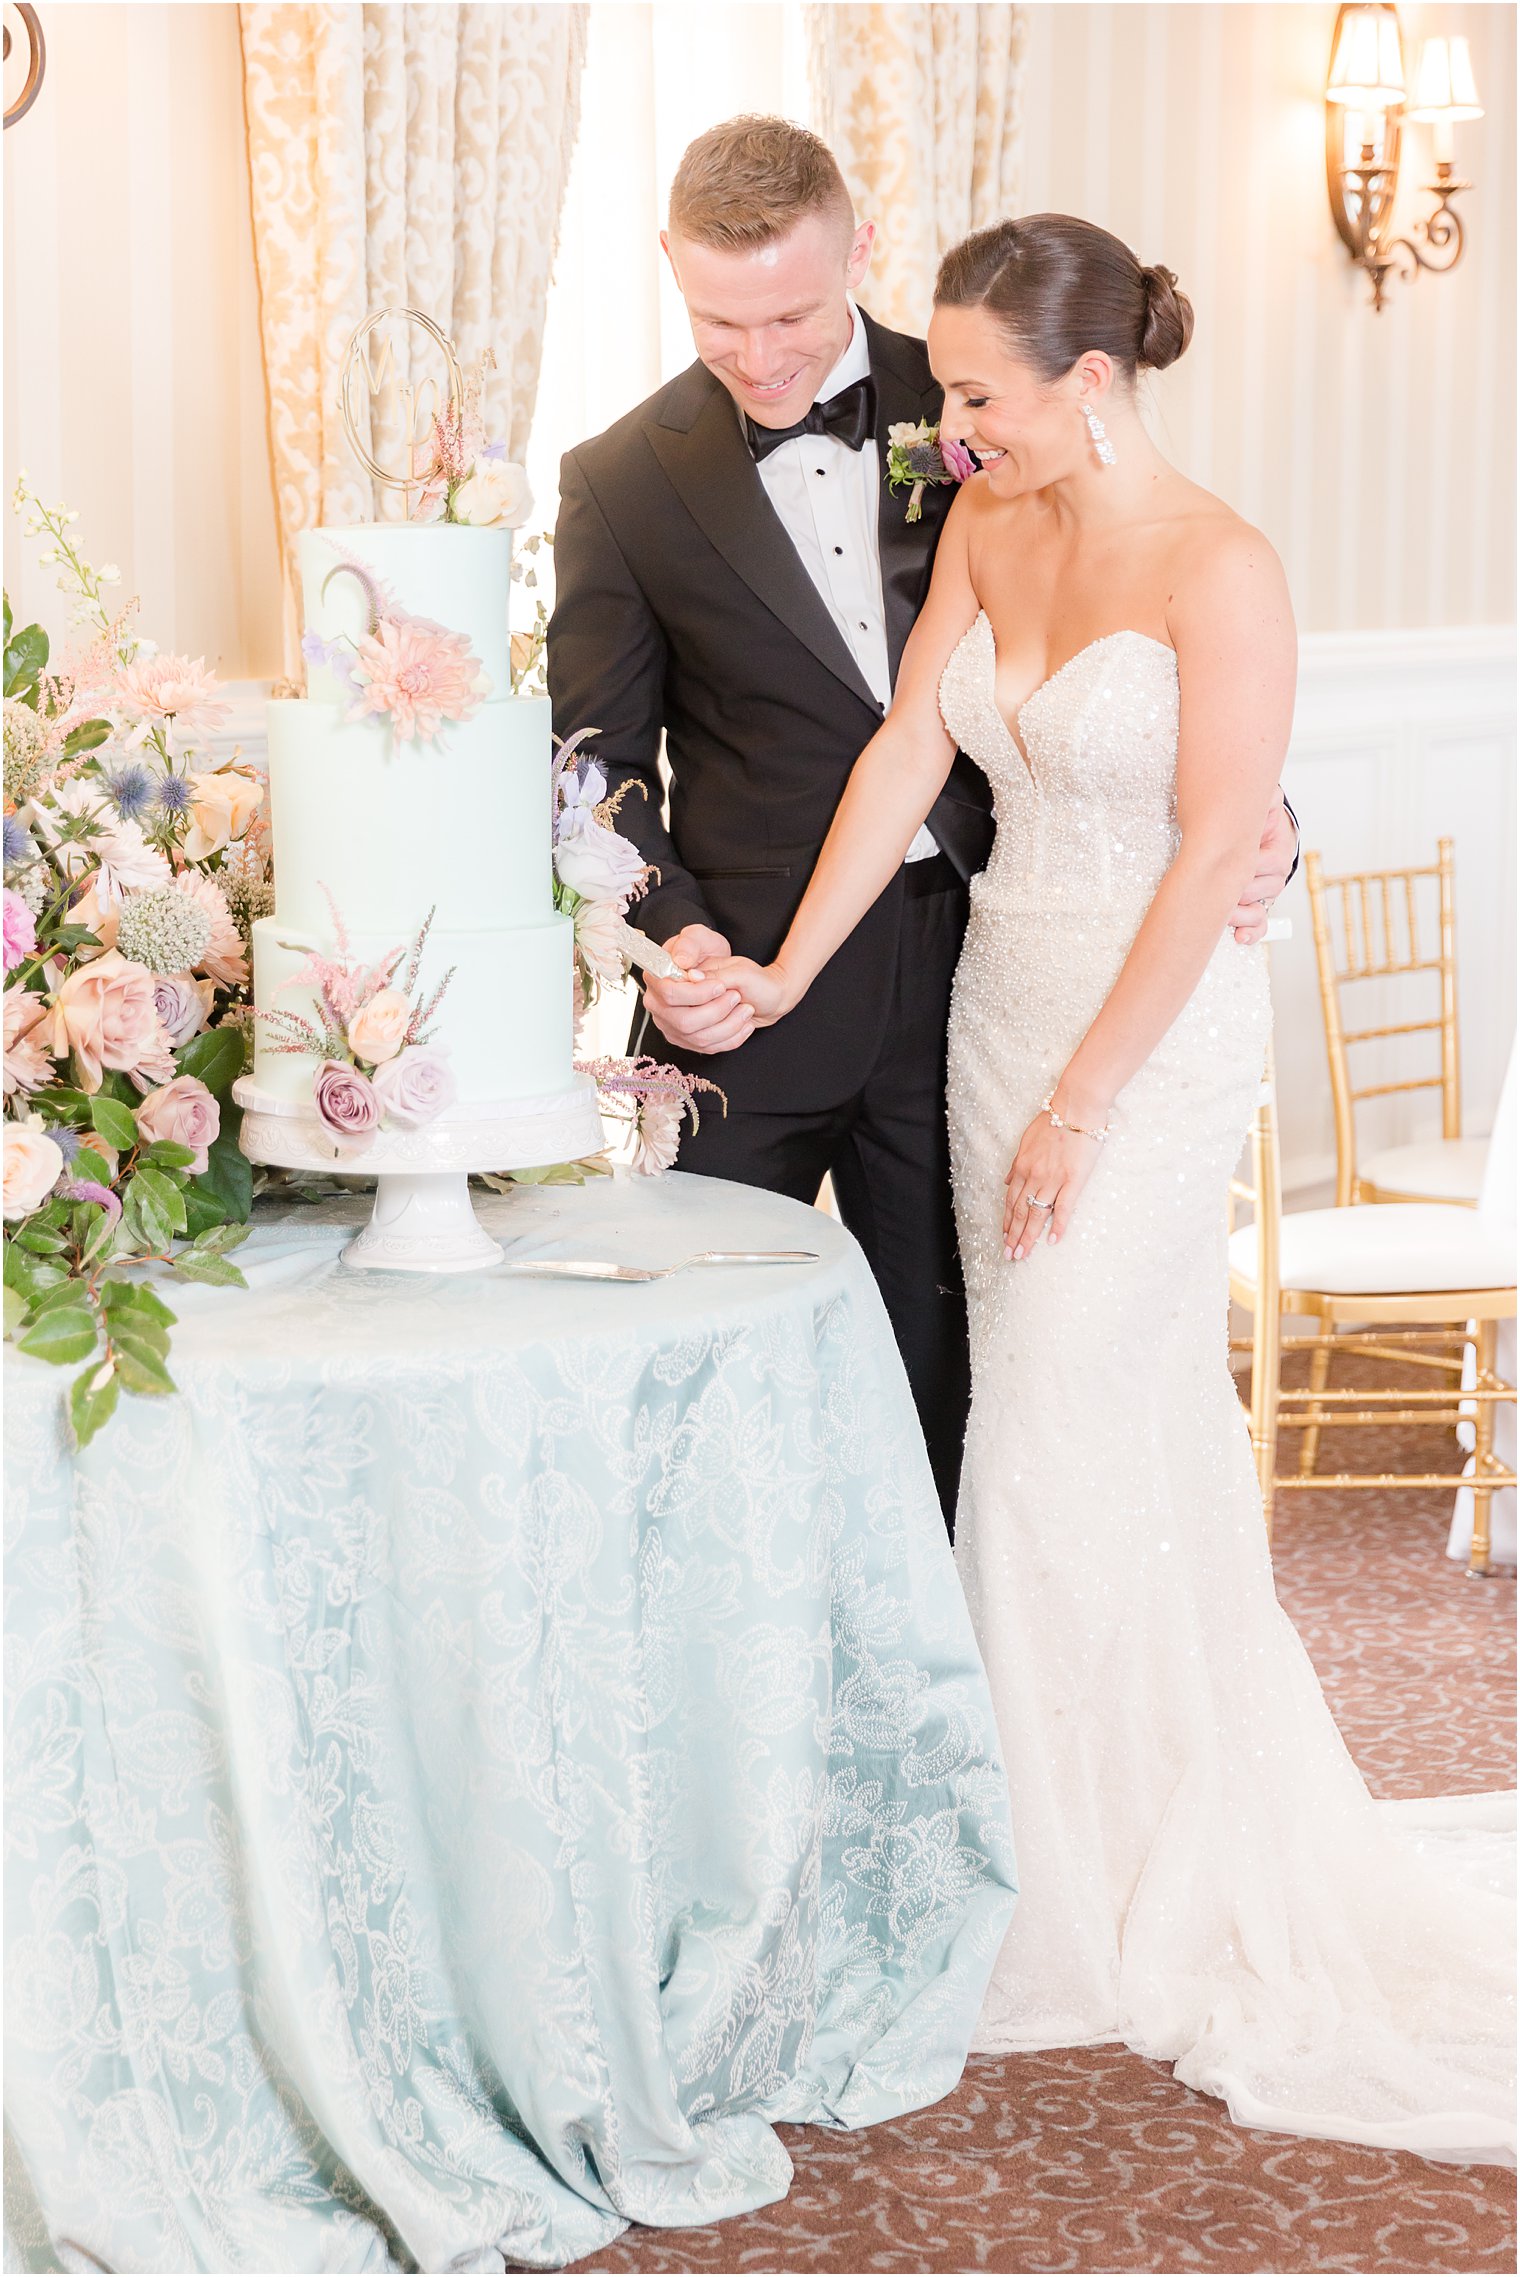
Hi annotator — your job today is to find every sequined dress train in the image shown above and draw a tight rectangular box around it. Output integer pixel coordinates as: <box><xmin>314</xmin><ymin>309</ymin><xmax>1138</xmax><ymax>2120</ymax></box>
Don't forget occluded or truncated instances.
<box><xmin>940</xmin><ymin>613</ymin><xmax>1515</xmax><ymax>2164</ymax></box>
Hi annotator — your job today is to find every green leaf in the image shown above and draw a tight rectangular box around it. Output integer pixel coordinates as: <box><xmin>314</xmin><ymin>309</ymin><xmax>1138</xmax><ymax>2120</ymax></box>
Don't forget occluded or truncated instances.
<box><xmin>134</xmin><ymin>1166</ymin><xmax>187</xmax><ymax>1236</ymax></box>
<box><xmin>69</xmin><ymin>1358</ymin><xmax>120</xmax><ymax>1446</ymax></box>
<box><xmin>175</xmin><ymin>1027</ymin><xmax>245</xmax><ymax>1100</ymax></box>
<box><xmin>187</xmin><ymin>1220</ymin><xmax>250</xmax><ymax>1258</ymax></box>
<box><xmin>71</xmin><ymin>1147</ymin><xmax>112</xmax><ymax>1185</ymax></box>
<box><xmin>3</xmin><ymin>1239</ymin><xmax>38</xmax><ymax>1300</ymax></box>
<box><xmin>18</xmin><ymin>1305</ymin><xmax>99</xmax><ymax>1365</ymax></box>
<box><xmin>3</xmin><ymin>623</ymin><xmax>48</xmax><ymax>698</ymax></box>
<box><xmin>170</xmin><ymin>1251</ymin><xmax>248</xmax><ymax>1289</ymax></box>
<box><xmin>15</xmin><ymin>1222</ymin><xmax>67</xmax><ymax>1254</ymax></box>
<box><xmin>80</xmin><ymin>1206</ymin><xmax>118</xmax><ymax>1266</ymax></box>
<box><xmin>3</xmin><ymin>593</ymin><xmax>12</xmax><ymax>648</ymax></box>
<box><xmin>60</xmin><ymin>717</ymin><xmax>111</xmax><ymax>759</ymax></box>
<box><xmin>4</xmin><ymin>1285</ymin><xmax>25</xmax><ymax>1337</ymax></box>
<box><xmin>32</xmin><ymin>1086</ymin><xmax>91</xmax><ymax>1125</ymax></box>
<box><xmin>181</xmin><ymin>1185</ymin><xmax>229</xmax><ymax>1239</ymax></box>
<box><xmin>90</xmin><ymin>1095</ymin><xmax>140</xmax><ymax>1151</ymax></box>
<box><xmin>29</xmin><ymin>1279</ymin><xmax>90</xmax><ymax>1318</ymax></box>
<box><xmin>142</xmin><ymin>1140</ymin><xmax>196</xmax><ymax>1171</ymax></box>
<box><xmin>48</xmin><ymin>924</ymin><xmax>102</xmax><ymax>957</ymax></box>
<box><xmin>100</xmin><ymin>1279</ymin><xmax>176</xmax><ymax>1330</ymax></box>
<box><xmin>191</xmin><ymin>1131</ymin><xmax>252</xmax><ymax>1222</ymax></box>
<box><xmin>110</xmin><ymin>1338</ymin><xmax>175</xmax><ymax>1397</ymax></box>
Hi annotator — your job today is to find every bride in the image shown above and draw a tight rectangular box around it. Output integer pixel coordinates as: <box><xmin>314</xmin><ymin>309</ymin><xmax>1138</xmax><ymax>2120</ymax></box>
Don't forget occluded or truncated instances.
<box><xmin>711</xmin><ymin>213</ymin><xmax>1514</xmax><ymax>2164</ymax></box>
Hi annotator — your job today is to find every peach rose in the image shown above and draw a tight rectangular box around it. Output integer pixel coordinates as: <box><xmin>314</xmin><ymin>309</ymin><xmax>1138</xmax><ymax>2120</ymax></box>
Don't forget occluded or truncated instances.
<box><xmin>346</xmin><ymin>986</ymin><xmax>410</xmax><ymax>1065</ymax></box>
<box><xmin>181</xmin><ymin>767</ymin><xmax>264</xmax><ymax>862</ymax></box>
<box><xmin>3</xmin><ymin>989</ymin><xmax>56</xmax><ymax>1098</ymax></box>
<box><xmin>4</xmin><ymin>1122</ymin><xmax>65</xmax><ymax>1218</ymax></box>
<box><xmin>135</xmin><ymin>1074</ymin><xmax>221</xmax><ymax>1174</ymax></box>
<box><xmin>46</xmin><ymin>949</ymin><xmax>173</xmax><ymax>1093</ymax></box>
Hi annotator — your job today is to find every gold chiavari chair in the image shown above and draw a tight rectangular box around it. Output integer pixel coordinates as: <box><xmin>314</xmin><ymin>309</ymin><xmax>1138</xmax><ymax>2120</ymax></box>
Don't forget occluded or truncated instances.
<box><xmin>1304</xmin><ymin>839</ymin><xmax>1487</xmax><ymax>1210</ymax></box>
<box><xmin>1227</xmin><ymin>1064</ymin><xmax>1515</xmax><ymax>1574</ymax></box>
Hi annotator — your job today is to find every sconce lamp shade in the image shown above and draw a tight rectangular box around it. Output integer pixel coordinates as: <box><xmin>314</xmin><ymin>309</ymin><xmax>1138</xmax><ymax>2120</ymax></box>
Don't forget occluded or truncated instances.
<box><xmin>1326</xmin><ymin>4</ymin><xmax>1406</xmax><ymax>108</ymax></box>
<box><xmin>1407</xmin><ymin>36</ymin><xmax>1483</xmax><ymax>123</ymax></box>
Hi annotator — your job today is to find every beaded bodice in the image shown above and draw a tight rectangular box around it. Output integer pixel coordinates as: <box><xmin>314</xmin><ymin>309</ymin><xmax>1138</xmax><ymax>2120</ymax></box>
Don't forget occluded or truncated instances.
<box><xmin>938</xmin><ymin>612</ymin><xmax>1181</xmax><ymax>919</ymax></box>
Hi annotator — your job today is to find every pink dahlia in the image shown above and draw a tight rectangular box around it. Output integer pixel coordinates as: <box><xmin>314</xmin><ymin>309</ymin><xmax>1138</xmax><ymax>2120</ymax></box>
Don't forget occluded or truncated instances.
<box><xmin>348</xmin><ymin>616</ymin><xmax>487</xmax><ymax>743</ymax></box>
<box><xmin>173</xmin><ymin>873</ymin><xmax>247</xmax><ymax>991</ymax></box>
<box><xmin>115</xmin><ymin>653</ymin><xmax>230</xmax><ymax>734</ymax></box>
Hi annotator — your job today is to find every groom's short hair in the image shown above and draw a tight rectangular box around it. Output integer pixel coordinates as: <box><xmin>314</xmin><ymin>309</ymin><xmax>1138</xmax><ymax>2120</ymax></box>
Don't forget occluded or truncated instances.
<box><xmin>669</xmin><ymin>116</ymin><xmax>854</xmax><ymax>251</ymax></box>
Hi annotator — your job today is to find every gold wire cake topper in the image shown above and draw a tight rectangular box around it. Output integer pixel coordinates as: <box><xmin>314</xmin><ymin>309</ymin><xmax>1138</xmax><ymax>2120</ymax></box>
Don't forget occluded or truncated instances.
<box><xmin>340</xmin><ymin>307</ymin><xmax>465</xmax><ymax>499</ymax></box>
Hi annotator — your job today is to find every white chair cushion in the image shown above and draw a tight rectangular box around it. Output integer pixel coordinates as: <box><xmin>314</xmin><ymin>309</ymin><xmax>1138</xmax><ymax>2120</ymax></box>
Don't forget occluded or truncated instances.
<box><xmin>1360</xmin><ymin>1136</ymin><xmax>1489</xmax><ymax>1202</ymax></box>
<box><xmin>1229</xmin><ymin>1203</ymin><xmax>1516</xmax><ymax>1296</ymax></box>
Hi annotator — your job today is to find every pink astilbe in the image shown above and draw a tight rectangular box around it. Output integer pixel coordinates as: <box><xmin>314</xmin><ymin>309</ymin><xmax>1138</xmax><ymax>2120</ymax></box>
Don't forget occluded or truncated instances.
<box><xmin>412</xmin><ymin>353</ymin><xmax>492</xmax><ymax>520</ymax></box>
<box><xmin>575</xmin><ymin>1054</ymin><xmax>726</xmax><ymax>1176</ymax></box>
<box><xmin>347</xmin><ymin>616</ymin><xmax>486</xmax><ymax>742</ymax></box>
<box><xmin>263</xmin><ymin>897</ymin><xmax>449</xmax><ymax>1064</ymax></box>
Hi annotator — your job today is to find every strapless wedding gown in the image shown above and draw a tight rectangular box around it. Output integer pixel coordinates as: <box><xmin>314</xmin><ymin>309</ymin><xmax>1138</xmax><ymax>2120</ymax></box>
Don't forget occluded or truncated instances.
<box><xmin>940</xmin><ymin>612</ymin><xmax>1515</xmax><ymax>2165</ymax></box>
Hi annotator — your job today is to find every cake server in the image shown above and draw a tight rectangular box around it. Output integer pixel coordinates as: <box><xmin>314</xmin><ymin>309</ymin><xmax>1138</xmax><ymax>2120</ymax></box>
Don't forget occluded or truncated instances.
<box><xmin>496</xmin><ymin>1249</ymin><xmax>819</xmax><ymax>1283</ymax></box>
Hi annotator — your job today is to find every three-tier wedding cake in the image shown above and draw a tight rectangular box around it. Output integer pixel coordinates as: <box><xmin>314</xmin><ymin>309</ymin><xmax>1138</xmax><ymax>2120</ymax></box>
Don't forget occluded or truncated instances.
<box><xmin>234</xmin><ymin>518</ymin><xmax>604</xmax><ymax>1269</ymax></box>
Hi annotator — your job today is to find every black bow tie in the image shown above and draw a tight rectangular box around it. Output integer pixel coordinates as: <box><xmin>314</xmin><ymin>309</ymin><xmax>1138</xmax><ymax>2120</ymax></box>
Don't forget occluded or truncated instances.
<box><xmin>745</xmin><ymin>374</ymin><xmax>877</xmax><ymax>462</ymax></box>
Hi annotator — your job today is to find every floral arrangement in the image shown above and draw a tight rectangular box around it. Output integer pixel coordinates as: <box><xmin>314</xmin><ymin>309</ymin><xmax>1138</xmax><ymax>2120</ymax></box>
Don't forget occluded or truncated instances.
<box><xmin>302</xmin><ymin>555</ymin><xmax>490</xmax><ymax>746</ymax></box>
<box><xmin>260</xmin><ymin>897</ymin><xmax>457</xmax><ymax>1152</ymax></box>
<box><xmin>3</xmin><ymin>478</ymin><xmax>266</xmax><ymax>1444</ymax></box>
<box><xmin>415</xmin><ymin>351</ymin><xmax>532</xmax><ymax>531</ymax></box>
<box><xmin>548</xmin><ymin>727</ymin><xmax>721</xmax><ymax>1175</ymax></box>
<box><xmin>885</xmin><ymin>420</ymin><xmax>978</xmax><ymax>522</ymax></box>
<box><xmin>509</xmin><ymin>531</ymin><xmax>552</xmax><ymax>695</ymax></box>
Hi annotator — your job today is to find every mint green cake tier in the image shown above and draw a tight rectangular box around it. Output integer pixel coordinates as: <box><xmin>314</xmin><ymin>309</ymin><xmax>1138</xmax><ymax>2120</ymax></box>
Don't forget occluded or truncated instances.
<box><xmin>299</xmin><ymin>524</ymin><xmax>513</xmax><ymax>704</ymax></box>
<box><xmin>250</xmin><ymin>911</ymin><xmax>574</xmax><ymax>1108</ymax></box>
<box><xmin>265</xmin><ymin>696</ymin><xmax>553</xmax><ymax>934</ymax></box>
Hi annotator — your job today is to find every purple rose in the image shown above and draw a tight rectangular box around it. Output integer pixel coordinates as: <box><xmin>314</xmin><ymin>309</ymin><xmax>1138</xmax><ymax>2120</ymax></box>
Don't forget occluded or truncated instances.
<box><xmin>152</xmin><ymin>973</ymin><xmax>207</xmax><ymax>1047</ymax></box>
<box><xmin>313</xmin><ymin>1058</ymin><xmax>380</xmax><ymax>1150</ymax></box>
<box><xmin>372</xmin><ymin>1046</ymin><xmax>457</xmax><ymax>1129</ymax></box>
<box><xmin>3</xmin><ymin>888</ymin><xmax>37</xmax><ymax>975</ymax></box>
<box><xmin>940</xmin><ymin>434</ymin><xmax>978</xmax><ymax>485</ymax></box>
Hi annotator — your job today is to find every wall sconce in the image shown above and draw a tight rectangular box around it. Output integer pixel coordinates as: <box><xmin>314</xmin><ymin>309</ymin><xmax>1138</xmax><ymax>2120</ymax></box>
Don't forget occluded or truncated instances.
<box><xmin>1325</xmin><ymin>3</ymin><xmax>1483</xmax><ymax>311</ymax></box>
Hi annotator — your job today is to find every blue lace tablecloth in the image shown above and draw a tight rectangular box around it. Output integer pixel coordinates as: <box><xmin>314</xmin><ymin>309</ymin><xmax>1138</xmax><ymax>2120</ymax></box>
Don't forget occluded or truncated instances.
<box><xmin>4</xmin><ymin>1172</ymin><xmax>1016</xmax><ymax>2273</ymax></box>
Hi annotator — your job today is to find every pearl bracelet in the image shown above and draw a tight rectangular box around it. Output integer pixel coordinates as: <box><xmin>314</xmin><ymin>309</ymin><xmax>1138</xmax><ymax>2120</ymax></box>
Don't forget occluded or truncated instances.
<box><xmin>1039</xmin><ymin>1092</ymin><xmax>1114</xmax><ymax>1143</ymax></box>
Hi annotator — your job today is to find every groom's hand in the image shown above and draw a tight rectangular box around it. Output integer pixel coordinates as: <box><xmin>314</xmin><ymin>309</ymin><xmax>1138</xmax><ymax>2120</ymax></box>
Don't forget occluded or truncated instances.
<box><xmin>1229</xmin><ymin>794</ymin><xmax>1298</xmax><ymax>945</ymax></box>
<box><xmin>643</xmin><ymin>927</ymin><xmax>756</xmax><ymax>1055</ymax></box>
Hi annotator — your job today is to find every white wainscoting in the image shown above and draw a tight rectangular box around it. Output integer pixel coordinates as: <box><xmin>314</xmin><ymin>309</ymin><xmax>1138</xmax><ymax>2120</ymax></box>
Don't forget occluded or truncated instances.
<box><xmin>220</xmin><ymin>625</ymin><xmax>1517</xmax><ymax>1194</ymax></box>
<box><xmin>1277</xmin><ymin>626</ymin><xmax>1516</xmax><ymax>1196</ymax></box>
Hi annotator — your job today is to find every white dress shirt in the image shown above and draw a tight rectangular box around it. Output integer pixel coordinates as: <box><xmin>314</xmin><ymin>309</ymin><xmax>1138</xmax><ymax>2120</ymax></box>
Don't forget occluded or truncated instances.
<box><xmin>751</xmin><ymin>302</ymin><xmax>940</xmax><ymax>863</ymax></box>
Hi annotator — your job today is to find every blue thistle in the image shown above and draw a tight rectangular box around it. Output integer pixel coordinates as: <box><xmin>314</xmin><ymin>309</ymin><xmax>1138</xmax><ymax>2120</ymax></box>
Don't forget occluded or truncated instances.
<box><xmin>3</xmin><ymin>813</ymin><xmax>33</xmax><ymax>868</ymax></box>
<box><xmin>102</xmin><ymin>762</ymin><xmax>154</xmax><ymax>822</ymax></box>
<box><xmin>45</xmin><ymin>1124</ymin><xmax>82</xmax><ymax>1166</ymax></box>
<box><xmin>154</xmin><ymin>772</ymin><xmax>194</xmax><ymax>818</ymax></box>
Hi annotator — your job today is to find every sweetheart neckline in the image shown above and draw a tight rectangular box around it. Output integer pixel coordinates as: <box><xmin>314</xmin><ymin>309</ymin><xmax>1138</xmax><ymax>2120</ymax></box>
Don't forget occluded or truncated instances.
<box><xmin>966</xmin><ymin>612</ymin><xmax>1178</xmax><ymax>781</ymax></box>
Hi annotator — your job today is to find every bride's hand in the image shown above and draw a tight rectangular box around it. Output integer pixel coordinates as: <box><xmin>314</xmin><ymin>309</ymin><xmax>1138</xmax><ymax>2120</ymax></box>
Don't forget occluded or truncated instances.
<box><xmin>1002</xmin><ymin>1110</ymin><xmax>1106</xmax><ymax>1258</ymax></box>
<box><xmin>702</xmin><ymin>956</ymin><xmax>795</xmax><ymax>1029</ymax></box>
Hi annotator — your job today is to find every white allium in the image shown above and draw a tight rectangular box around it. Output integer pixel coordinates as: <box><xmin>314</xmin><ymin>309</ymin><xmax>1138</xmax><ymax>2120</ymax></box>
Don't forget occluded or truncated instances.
<box><xmin>116</xmin><ymin>886</ymin><xmax>214</xmax><ymax>974</ymax></box>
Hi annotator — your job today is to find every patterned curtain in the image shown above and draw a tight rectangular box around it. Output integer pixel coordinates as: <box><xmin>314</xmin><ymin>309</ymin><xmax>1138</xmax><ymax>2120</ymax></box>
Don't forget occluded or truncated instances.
<box><xmin>807</xmin><ymin>4</ymin><xmax>1028</xmax><ymax>338</ymax></box>
<box><xmin>239</xmin><ymin>3</ymin><xmax>588</xmax><ymax>676</ymax></box>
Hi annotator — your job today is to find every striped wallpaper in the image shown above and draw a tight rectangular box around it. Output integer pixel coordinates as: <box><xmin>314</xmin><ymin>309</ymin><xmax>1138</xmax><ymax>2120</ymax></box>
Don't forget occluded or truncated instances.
<box><xmin>2</xmin><ymin>2</ymin><xmax>1513</xmax><ymax>678</ymax></box>
<box><xmin>1017</xmin><ymin>1</ymin><xmax>1516</xmax><ymax>635</ymax></box>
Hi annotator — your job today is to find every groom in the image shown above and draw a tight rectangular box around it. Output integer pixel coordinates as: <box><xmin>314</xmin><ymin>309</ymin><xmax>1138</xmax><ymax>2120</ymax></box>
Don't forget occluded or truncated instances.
<box><xmin>548</xmin><ymin>116</ymin><xmax>1296</xmax><ymax>1526</ymax></box>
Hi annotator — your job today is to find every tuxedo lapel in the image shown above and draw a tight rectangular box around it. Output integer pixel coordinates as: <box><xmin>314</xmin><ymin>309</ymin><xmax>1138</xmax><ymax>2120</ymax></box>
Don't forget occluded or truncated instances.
<box><xmin>866</xmin><ymin>314</ymin><xmax>947</xmax><ymax>687</ymax></box>
<box><xmin>646</xmin><ymin>367</ymin><xmax>880</xmax><ymax>716</ymax></box>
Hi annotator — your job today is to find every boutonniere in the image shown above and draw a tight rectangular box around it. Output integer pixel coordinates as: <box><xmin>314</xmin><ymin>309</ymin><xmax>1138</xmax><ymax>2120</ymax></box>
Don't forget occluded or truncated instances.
<box><xmin>885</xmin><ymin>421</ymin><xmax>978</xmax><ymax>523</ymax></box>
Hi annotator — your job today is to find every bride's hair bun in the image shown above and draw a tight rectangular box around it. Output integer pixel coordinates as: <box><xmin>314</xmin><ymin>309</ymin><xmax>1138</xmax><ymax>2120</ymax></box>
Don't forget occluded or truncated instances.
<box><xmin>935</xmin><ymin>215</ymin><xmax>1194</xmax><ymax>385</ymax></box>
<box><xmin>1139</xmin><ymin>265</ymin><xmax>1194</xmax><ymax>371</ymax></box>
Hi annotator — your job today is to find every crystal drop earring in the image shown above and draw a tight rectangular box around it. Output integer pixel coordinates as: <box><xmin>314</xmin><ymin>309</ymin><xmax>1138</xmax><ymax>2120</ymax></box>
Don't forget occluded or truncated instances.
<box><xmin>1081</xmin><ymin>400</ymin><xmax>1116</xmax><ymax>468</ymax></box>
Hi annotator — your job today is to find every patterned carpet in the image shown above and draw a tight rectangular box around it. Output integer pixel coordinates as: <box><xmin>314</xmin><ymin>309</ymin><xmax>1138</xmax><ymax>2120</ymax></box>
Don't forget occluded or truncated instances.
<box><xmin>572</xmin><ymin>1372</ymin><xmax>1517</xmax><ymax>2275</ymax></box>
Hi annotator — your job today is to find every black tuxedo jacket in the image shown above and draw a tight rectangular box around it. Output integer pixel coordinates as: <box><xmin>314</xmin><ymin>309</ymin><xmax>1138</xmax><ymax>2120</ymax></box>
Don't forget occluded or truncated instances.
<box><xmin>547</xmin><ymin>310</ymin><xmax>995</xmax><ymax>1114</ymax></box>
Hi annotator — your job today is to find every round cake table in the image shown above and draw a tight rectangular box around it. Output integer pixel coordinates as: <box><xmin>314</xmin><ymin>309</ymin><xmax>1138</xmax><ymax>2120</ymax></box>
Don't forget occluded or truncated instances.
<box><xmin>4</xmin><ymin>1171</ymin><xmax>1015</xmax><ymax>2274</ymax></box>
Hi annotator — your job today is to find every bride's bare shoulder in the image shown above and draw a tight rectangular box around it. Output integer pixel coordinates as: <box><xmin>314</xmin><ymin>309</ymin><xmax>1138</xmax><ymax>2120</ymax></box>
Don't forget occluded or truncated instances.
<box><xmin>1165</xmin><ymin>496</ymin><xmax>1293</xmax><ymax>630</ymax></box>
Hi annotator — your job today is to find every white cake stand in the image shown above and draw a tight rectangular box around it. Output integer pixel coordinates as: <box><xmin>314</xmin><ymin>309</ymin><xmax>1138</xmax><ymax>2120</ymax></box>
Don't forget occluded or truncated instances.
<box><xmin>233</xmin><ymin>1075</ymin><xmax>607</xmax><ymax>1273</ymax></box>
